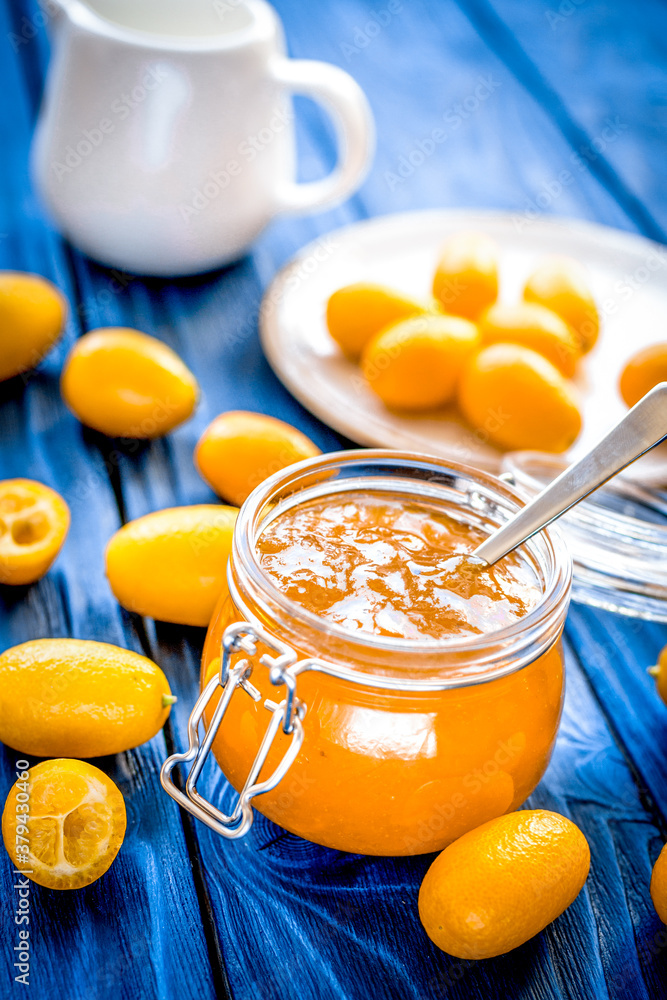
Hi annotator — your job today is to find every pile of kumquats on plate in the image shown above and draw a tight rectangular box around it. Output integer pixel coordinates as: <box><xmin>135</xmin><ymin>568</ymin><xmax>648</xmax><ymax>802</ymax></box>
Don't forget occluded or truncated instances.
<box><xmin>1</xmin><ymin>247</ymin><xmax>667</xmax><ymax>959</ymax></box>
<box><xmin>326</xmin><ymin>230</ymin><xmax>667</xmax><ymax>452</ymax></box>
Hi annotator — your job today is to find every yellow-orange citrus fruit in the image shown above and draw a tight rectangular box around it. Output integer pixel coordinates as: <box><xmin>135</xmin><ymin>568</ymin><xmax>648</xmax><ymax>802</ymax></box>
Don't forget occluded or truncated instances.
<box><xmin>0</xmin><ymin>272</ymin><xmax>67</xmax><ymax>382</ymax></box>
<box><xmin>619</xmin><ymin>343</ymin><xmax>667</xmax><ymax>408</ymax></box>
<box><xmin>479</xmin><ymin>302</ymin><xmax>581</xmax><ymax>377</ymax></box>
<box><xmin>106</xmin><ymin>504</ymin><xmax>237</xmax><ymax>627</ymax></box>
<box><xmin>2</xmin><ymin>759</ymin><xmax>126</xmax><ymax>890</ymax></box>
<box><xmin>0</xmin><ymin>479</ymin><xmax>70</xmax><ymax>585</ymax></box>
<box><xmin>61</xmin><ymin>328</ymin><xmax>199</xmax><ymax>438</ymax></box>
<box><xmin>432</xmin><ymin>232</ymin><xmax>499</xmax><ymax>320</ymax></box>
<box><xmin>648</xmin><ymin>644</ymin><xmax>667</xmax><ymax>706</ymax></box>
<box><xmin>524</xmin><ymin>256</ymin><xmax>599</xmax><ymax>353</ymax></box>
<box><xmin>651</xmin><ymin>843</ymin><xmax>667</xmax><ymax>923</ymax></box>
<box><xmin>361</xmin><ymin>313</ymin><xmax>480</xmax><ymax>411</ymax></box>
<box><xmin>326</xmin><ymin>283</ymin><xmax>433</xmax><ymax>359</ymax></box>
<box><xmin>195</xmin><ymin>411</ymin><xmax>321</xmax><ymax>507</ymax></box>
<box><xmin>418</xmin><ymin>809</ymin><xmax>590</xmax><ymax>959</ymax></box>
<box><xmin>458</xmin><ymin>343</ymin><xmax>582</xmax><ymax>452</ymax></box>
<box><xmin>0</xmin><ymin>638</ymin><xmax>174</xmax><ymax>757</ymax></box>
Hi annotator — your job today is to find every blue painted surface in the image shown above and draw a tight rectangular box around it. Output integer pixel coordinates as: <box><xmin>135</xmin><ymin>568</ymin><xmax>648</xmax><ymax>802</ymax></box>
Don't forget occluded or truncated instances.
<box><xmin>1</xmin><ymin>1</ymin><xmax>666</xmax><ymax>997</ymax></box>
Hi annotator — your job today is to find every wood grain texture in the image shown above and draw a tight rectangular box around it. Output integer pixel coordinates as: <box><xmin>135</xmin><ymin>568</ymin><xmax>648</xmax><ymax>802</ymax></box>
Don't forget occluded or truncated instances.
<box><xmin>276</xmin><ymin>0</ymin><xmax>637</xmax><ymax>231</ymax></box>
<box><xmin>481</xmin><ymin>0</ymin><xmax>667</xmax><ymax>239</ymax></box>
<box><xmin>0</xmin><ymin>3</ymin><xmax>219</xmax><ymax>997</ymax></box>
<box><xmin>566</xmin><ymin>608</ymin><xmax>667</xmax><ymax>827</ymax></box>
<box><xmin>1</xmin><ymin>0</ymin><xmax>667</xmax><ymax>997</ymax></box>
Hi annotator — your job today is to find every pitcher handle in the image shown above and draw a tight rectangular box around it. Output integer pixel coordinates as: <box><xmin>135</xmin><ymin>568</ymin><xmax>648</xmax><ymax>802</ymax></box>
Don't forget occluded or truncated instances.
<box><xmin>270</xmin><ymin>58</ymin><xmax>375</xmax><ymax>214</ymax></box>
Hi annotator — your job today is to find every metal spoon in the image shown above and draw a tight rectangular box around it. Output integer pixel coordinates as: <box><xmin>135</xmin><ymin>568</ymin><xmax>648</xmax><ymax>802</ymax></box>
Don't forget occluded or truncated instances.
<box><xmin>473</xmin><ymin>382</ymin><xmax>667</xmax><ymax>567</ymax></box>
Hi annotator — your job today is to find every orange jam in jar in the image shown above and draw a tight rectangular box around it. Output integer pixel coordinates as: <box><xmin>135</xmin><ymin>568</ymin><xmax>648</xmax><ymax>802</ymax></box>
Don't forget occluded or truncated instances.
<box><xmin>200</xmin><ymin>451</ymin><xmax>571</xmax><ymax>855</ymax></box>
<box><xmin>256</xmin><ymin>495</ymin><xmax>540</xmax><ymax>640</ymax></box>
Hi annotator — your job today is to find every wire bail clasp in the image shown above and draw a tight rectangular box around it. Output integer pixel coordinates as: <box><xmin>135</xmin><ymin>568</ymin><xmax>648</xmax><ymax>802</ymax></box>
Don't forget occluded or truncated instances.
<box><xmin>160</xmin><ymin>622</ymin><xmax>305</xmax><ymax>839</ymax></box>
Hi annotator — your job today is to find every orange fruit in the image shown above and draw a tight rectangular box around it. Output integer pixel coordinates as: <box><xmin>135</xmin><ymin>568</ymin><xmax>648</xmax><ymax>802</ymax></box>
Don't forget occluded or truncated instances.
<box><xmin>651</xmin><ymin>843</ymin><xmax>667</xmax><ymax>923</ymax></box>
<box><xmin>0</xmin><ymin>638</ymin><xmax>174</xmax><ymax>757</ymax></box>
<box><xmin>0</xmin><ymin>478</ymin><xmax>70</xmax><ymax>585</ymax></box>
<box><xmin>648</xmin><ymin>643</ymin><xmax>667</xmax><ymax>706</ymax></box>
<box><xmin>432</xmin><ymin>232</ymin><xmax>499</xmax><ymax>320</ymax></box>
<box><xmin>2</xmin><ymin>759</ymin><xmax>126</xmax><ymax>890</ymax></box>
<box><xmin>418</xmin><ymin>809</ymin><xmax>590</xmax><ymax>959</ymax></box>
<box><xmin>195</xmin><ymin>411</ymin><xmax>321</xmax><ymax>507</ymax></box>
<box><xmin>458</xmin><ymin>343</ymin><xmax>582</xmax><ymax>452</ymax></box>
<box><xmin>361</xmin><ymin>313</ymin><xmax>480</xmax><ymax>411</ymax></box>
<box><xmin>479</xmin><ymin>302</ymin><xmax>582</xmax><ymax>377</ymax></box>
<box><xmin>61</xmin><ymin>328</ymin><xmax>199</xmax><ymax>438</ymax></box>
<box><xmin>106</xmin><ymin>504</ymin><xmax>237</xmax><ymax>627</ymax></box>
<box><xmin>619</xmin><ymin>343</ymin><xmax>667</xmax><ymax>408</ymax></box>
<box><xmin>326</xmin><ymin>283</ymin><xmax>433</xmax><ymax>359</ymax></box>
<box><xmin>524</xmin><ymin>256</ymin><xmax>599</xmax><ymax>353</ymax></box>
<box><xmin>0</xmin><ymin>272</ymin><xmax>67</xmax><ymax>382</ymax></box>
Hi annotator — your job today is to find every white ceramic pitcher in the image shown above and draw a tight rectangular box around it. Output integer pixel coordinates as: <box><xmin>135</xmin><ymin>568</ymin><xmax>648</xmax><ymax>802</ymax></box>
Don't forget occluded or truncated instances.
<box><xmin>31</xmin><ymin>0</ymin><xmax>374</xmax><ymax>276</ymax></box>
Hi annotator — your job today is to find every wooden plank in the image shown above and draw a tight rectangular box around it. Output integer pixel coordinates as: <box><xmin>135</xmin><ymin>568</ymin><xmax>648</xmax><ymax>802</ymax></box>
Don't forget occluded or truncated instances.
<box><xmin>476</xmin><ymin>0</ymin><xmax>667</xmax><ymax>238</ymax></box>
<box><xmin>566</xmin><ymin>608</ymin><xmax>667</xmax><ymax>826</ymax></box>
<box><xmin>0</xmin><ymin>5</ymin><xmax>219</xmax><ymax>998</ymax></box>
<box><xmin>9</xmin><ymin>0</ymin><xmax>667</xmax><ymax>997</ymax></box>
<box><xmin>118</xmin><ymin>635</ymin><xmax>661</xmax><ymax>1000</ymax></box>
<box><xmin>276</xmin><ymin>0</ymin><xmax>640</xmax><ymax>234</ymax></box>
<box><xmin>54</xmin><ymin>2</ymin><xmax>667</xmax><ymax>997</ymax></box>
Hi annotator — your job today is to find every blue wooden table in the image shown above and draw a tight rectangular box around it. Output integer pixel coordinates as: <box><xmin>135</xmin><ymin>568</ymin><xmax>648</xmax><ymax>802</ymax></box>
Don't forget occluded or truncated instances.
<box><xmin>2</xmin><ymin>1</ymin><xmax>667</xmax><ymax>997</ymax></box>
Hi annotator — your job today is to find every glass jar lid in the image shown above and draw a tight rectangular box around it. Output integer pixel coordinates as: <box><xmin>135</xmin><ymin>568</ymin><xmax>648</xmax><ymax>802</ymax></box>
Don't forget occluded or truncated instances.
<box><xmin>501</xmin><ymin>451</ymin><xmax>667</xmax><ymax>622</ymax></box>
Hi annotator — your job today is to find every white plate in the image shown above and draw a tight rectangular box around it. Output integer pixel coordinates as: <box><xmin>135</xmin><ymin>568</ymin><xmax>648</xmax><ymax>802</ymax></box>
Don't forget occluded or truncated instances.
<box><xmin>260</xmin><ymin>210</ymin><xmax>667</xmax><ymax>484</ymax></box>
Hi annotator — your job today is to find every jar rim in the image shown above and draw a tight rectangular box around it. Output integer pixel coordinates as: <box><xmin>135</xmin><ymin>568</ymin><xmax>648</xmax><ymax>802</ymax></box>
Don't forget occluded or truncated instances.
<box><xmin>502</xmin><ymin>450</ymin><xmax>667</xmax><ymax>622</ymax></box>
<box><xmin>230</xmin><ymin>451</ymin><xmax>572</xmax><ymax>682</ymax></box>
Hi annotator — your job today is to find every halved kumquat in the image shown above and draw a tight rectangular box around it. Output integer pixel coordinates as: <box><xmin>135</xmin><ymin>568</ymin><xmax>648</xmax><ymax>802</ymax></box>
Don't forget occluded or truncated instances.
<box><xmin>2</xmin><ymin>759</ymin><xmax>126</xmax><ymax>890</ymax></box>
<box><xmin>0</xmin><ymin>479</ymin><xmax>70</xmax><ymax>585</ymax></box>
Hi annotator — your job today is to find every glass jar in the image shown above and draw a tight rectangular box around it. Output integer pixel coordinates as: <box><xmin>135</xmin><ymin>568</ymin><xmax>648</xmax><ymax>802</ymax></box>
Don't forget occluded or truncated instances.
<box><xmin>162</xmin><ymin>451</ymin><xmax>571</xmax><ymax>856</ymax></box>
<box><xmin>502</xmin><ymin>451</ymin><xmax>667</xmax><ymax>622</ymax></box>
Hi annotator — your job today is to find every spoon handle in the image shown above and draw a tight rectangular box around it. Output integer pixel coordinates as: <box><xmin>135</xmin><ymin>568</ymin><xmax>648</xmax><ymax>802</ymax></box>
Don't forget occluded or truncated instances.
<box><xmin>474</xmin><ymin>382</ymin><xmax>667</xmax><ymax>566</ymax></box>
